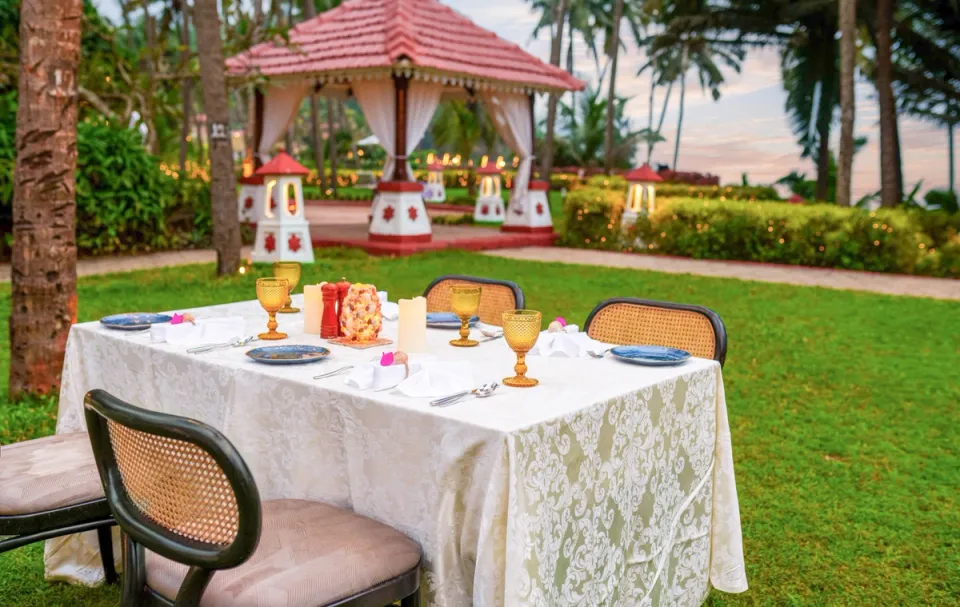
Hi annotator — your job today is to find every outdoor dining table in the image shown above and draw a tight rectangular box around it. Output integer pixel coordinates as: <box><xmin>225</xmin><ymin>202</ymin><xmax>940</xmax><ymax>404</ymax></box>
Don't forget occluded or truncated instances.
<box><xmin>47</xmin><ymin>295</ymin><xmax>747</xmax><ymax>606</ymax></box>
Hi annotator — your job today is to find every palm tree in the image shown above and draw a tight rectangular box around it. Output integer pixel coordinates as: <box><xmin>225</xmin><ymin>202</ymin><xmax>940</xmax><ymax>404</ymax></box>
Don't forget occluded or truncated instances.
<box><xmin>836</xmin><ymin>0</ymin><xmax>856</xmax><ymax>206</ymax></box>
<box><xmin>602</xmin><ymin>0</ymin><xmax>646</xmax><ymax>172</ymax></box>
<box><xmin>530</xmin><ymin>0</ymin><xmax>571</xmax><ymax>181</ymax></box>
<box><xmin>194</xmin><ymin>0</ymin><xmax>241</xmax><ymax>275</ymax></box>
<box><xmin>559</xmin><ymin>85</ymin><xmax>639</xmax><ymax>168</ymax></box>
<box><xmin>9</xmin><ymin>0</ymin><xmax>82</xmax><ymax>398</ymax></box>
<box><xmin>430</xmin><ymin>100</ymin><xmax>496</xmax><ymax>197</ymax></box>
<box><xmin>875</xmin><ymin>0</ymin><xmax>899</xmax><ymax>207</ymax></box>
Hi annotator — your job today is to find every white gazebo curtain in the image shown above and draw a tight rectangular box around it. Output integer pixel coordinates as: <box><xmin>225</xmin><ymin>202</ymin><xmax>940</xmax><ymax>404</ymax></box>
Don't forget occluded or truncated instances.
<box><xmin>354</xmin><ymin>79</ymin><xmax>442</xmax><ymax>181</ymax></box>
<box><xmin>257</xmin><ymin>83</ymin><xmax>312</xmax><ymax>160</ymax></box>
<box><xmin>482</xmin><ymin>91</ymin><xmax>533</xmax><ymax>214</ymax></box>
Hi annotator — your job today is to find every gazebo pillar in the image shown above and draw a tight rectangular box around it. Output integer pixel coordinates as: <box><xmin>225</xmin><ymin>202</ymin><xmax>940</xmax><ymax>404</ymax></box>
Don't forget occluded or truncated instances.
<box><xmin>369</xmin><ymin>74</ymin><xmax>432</xmax><ymax>243</ymax></box>
<box><xmin>252</xmin><ymin>87</ymin><xmax>265</xmax><ymax>171</ymax></box>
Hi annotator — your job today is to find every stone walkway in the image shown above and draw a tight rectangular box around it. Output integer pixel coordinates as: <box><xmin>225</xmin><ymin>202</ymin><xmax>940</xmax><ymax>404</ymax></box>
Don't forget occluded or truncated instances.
<box><xmin>3</xmin><ymin>244</ymin><xmax>957</xmax><ymax>301</ymax></box>
<box><xmin>484</xmin><ymin>247</ymin><xmax>960</xmax><ymax>301</ymax></box>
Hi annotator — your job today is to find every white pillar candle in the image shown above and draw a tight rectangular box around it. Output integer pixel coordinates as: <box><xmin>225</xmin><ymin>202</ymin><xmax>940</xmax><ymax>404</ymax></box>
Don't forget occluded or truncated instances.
<box><xmin>303</xmin><ymin>282</ymin><xmax>326</xmax><ymax>334</ymax></box>
<box><xmin>397</xmin><ymin>296</ymin><xmax>427</xmax><ymax>353</ymax></box>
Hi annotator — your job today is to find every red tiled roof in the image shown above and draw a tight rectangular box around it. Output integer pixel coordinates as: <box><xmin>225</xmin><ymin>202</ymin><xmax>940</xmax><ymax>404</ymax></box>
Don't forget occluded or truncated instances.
<box><xmin>624</xmin><ymin>164</ymin><xmax>663</xmax><ymax>182</ymax></box>
<box><xmin>476</xmin><ymin>163</ymin><xmax>501</xmax><ymax>175</ymax></box>
<box><xmin>226</xmin><ymin>0</ymin><xmax>583</xmax><ymax>92</ymax></box>
<box><xmin>256</xmin><ymin>152</ymin><xmax>310</xmax><ymax>176</ymax></box>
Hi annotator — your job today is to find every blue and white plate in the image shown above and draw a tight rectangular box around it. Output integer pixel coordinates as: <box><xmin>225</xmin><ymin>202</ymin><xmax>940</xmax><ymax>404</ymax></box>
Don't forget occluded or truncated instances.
<box><xmin>426</xmin><ymin>312</ymin><xmax>479</xmax><ymax>329</ymax></box>
<box><xmin>246</xmin><ymin>345</ymin><xmax>331</xmax><ymax>365</ymax></box>
<box><xmin>100</xmin><ymin>313</ymin><xmax>173</xmax><ymax>331</ymax></box>
<box><xmin>610</xmin><ymin>345</ymin><xmax>691</xmax><ymax>367</ymax></box>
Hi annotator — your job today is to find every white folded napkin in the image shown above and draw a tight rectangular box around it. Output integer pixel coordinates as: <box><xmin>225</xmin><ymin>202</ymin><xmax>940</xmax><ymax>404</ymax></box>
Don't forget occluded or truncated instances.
<box><xmin>150</xmin><ymin>316</ymin><xmax>246</xmax><ymax>347</ymax></box>
<box><xmin>381</xmin><ymin>301</ymin><xmax>400</xmax><ymax>321</ymax></box>
<box><xmin>530</xmin><ymin>329</ymin><xmax>607</xmax><ymax>358</ymax></box>
<box><xmin>395</xmin><ymin>361</ymin><xmax>473</xmax><ymax>398</ymax></box>
<box><xmin>344</xmin><ymin>354</ymin><xmax>435</xmax><ymax>392</ymax></box>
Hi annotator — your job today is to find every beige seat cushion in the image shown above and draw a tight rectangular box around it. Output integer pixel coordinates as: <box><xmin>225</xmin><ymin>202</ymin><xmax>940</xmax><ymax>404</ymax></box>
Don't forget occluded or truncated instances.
<box><xmin>146</xmin><ymin>500</ymin><xmax>421</xmax><ymax>607</ymax></box>
<box><xmin>0</xmin><ymin>432</ymin><xmax>104</xmax><ymax>515</ymax></box>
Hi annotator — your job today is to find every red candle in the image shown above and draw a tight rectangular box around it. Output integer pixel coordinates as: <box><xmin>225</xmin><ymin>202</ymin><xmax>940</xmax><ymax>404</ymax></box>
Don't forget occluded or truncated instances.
<box><xmin>321</xmin><ymin>283</ymin><xmax>340</xmax><ymax>338</ymax></box>
<box><xmin>335</xmin><ymin>278</ymin><xmax>351</xmax><ymax>337</ymax></box>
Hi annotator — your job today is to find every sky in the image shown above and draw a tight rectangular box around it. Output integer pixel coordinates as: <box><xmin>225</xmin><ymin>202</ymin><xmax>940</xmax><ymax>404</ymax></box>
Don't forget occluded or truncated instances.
<box><xmin>95</xmin><ymin>0</ymin><xmax>957</xmax><ymax>199</ymax></box>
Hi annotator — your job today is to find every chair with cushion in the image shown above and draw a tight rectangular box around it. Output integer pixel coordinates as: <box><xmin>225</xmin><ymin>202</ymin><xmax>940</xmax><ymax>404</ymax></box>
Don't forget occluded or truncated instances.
<box><xmin>83</xmin><ymin>389</ymin><xmax>422</xmax><ymax>607</ymax></box>
<box><xmin>0</xmin><ymin>432</ymin><xmax>117</xmax><ymax>584</ymax></box>
<box><xmin>584</xmin><ymin>297</ymin><xmax>727</xmax><ymax>366</ymax></box>
<box><xmin>423</xmin><ymin>275</ymin><xmax>525</xmax><ymax>326</ymax></box>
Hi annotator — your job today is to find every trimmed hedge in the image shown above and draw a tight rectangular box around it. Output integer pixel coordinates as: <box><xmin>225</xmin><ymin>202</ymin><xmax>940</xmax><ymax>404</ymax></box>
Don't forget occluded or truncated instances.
<box><xmin>583</xmin><ymin>175</ymin><xmax>780</xmax><ymax>201</ymax></box>
<box><xmin>561</xmin><ymin>189</ymin><xmax>960</xmax><ymax>277</ymax></box>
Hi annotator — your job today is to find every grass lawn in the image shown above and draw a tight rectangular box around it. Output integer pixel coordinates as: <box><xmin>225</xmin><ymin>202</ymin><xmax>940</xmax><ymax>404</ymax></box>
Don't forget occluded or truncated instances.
<box><xmin>1</xmin><ymin>248</ymin><xmax>958</xmax><ymax>606</ymax></box>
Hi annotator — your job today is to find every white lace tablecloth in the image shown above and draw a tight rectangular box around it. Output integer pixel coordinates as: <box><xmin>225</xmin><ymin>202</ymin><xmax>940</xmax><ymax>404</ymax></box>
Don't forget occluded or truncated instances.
<box><xmin>48</xmin><ymin>296</ymin><xmax>747</xmax><ymax>605</ymax></box>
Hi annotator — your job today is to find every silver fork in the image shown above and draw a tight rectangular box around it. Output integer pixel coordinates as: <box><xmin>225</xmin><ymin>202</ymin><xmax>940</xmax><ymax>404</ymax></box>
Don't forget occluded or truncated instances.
<box><xmin>587</xmin><ymin>348</ymin><xmax>612</xmax><ymax>359</ymax></box>
<box><xmin>188</xmin><ymin>336</ymin><xmax>257</xmax><ymax>354</ymax></box>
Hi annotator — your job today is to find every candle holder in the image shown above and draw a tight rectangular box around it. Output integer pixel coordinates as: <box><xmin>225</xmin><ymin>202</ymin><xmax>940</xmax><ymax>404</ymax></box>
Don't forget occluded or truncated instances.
<box><xmin>272</xmin><ymin>261</ymin><xmax>301</xmax><ymax>313</ymax></box>
<box><xmin>256</xmin><ymin>277</ymin><xmax>289</xmax><ymax>340</ymax></box>
<box><xmin>449</xmin><ymin>285</ymin><xmax>481</xmax><ymax>347</ymax></box>
<box><xmin>502</xmin><ymin>309</ymin><xmax>541</xmax><ymax>387</ymax></box>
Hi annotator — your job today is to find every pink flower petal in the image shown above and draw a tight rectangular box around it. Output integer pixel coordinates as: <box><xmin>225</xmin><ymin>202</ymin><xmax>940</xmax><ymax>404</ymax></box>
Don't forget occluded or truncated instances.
<box><xmin>171</xmin><ymin>313</ymin><xmax>184</xmax><ymax>325</ymax></box>
<box><xmin>380</xmin><ymin>352</ymin><xmax>394</xmax><ymax>366</ymax></box>
<box><xmin>555</xmin><ymin>316</ymin><xmax>567</xmax><ymax>327</ymax></box>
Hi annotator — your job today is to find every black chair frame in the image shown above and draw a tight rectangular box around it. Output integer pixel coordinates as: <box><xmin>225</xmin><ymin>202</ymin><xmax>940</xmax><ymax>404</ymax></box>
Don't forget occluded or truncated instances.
<box><xmin>584</xmin><ymin>297</ymin><xmax>728</xmax><ymax>367</ymax></box>
<box><xmin>423</xmin><ymin>274</ymin><xmax>525</xmax><ymax>308</ymax></box>
<box><xmin>84</xmin><ymin>389</ymin><xmax>421</xmax><ymax>607</ymax></box>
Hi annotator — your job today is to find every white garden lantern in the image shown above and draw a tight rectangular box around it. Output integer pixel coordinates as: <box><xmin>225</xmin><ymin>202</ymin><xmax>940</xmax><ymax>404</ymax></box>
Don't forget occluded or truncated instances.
<box><xmin>423</xmin><ymin>162</ymin><xmax>446</xmax><ymax>203</ymax></box>
<box><xmin>473</xmin><ymin>164</ymin><xmax>505</xmax><ymax>223</ymax></box>
<box><xmin>622</xmin><ymin>163</ymin><xmax>663</xmax><ymax>228</ymax></box>
<box><xmin>251</xmin><ymin>152</ymin><xmax>315</xmax><ymax>263</ymax></box>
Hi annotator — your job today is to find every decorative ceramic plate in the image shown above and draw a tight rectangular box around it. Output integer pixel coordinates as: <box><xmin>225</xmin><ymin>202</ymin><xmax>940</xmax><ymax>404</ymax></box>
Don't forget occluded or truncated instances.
<box><xmin>426</xmin><ymin>313</ymin><xmax>479</xmax><ymax>329</ymax></box>
<box><xmin>610</xmin><ymin>345</ymin><xmax>691</xmax><ymax>366</ymax></box>
<box><xmin>100</xmin><ymin>313</ymin><xmax>173</xmax><ymax>331</ymax></box>
<box><xmin>246</xmin><ymin>345</ymin><xmax>331</xmax><ymax>365</ymax></box>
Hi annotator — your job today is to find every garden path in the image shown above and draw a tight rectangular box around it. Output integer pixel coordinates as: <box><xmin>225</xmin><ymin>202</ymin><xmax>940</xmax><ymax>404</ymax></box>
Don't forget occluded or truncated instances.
<box><xmin>484</xmin><ymin>247</ymin><xmax>960</xmax><ymax>300</ymax></box>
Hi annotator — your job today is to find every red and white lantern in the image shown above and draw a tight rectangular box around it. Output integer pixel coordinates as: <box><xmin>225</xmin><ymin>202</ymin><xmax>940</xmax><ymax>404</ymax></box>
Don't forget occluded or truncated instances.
<box><xmin>251</xmin><ymin>152</ymin><xmax>315</xmax><ymax>263</ymax></box>
<box><xmin>473</xmin><ymin>164</ymin><xmax>505</xmax><ymax>223</ymax></box>
<box><xmin>622</xmin><ymin>163</ymin><xmax>663</xmax><ymax>229</ymax></box>
<box><xmin>237</xmin><ymin>174</ymin><xmax>265</xmax><ymax>224</ymax></box>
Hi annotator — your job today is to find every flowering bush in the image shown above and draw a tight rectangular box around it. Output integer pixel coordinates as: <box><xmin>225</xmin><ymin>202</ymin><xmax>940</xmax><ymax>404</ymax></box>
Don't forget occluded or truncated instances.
<box><xmin>559</xmin><ymin>187</ymin><xmax>625</xmax><ymax>250</ymax></box>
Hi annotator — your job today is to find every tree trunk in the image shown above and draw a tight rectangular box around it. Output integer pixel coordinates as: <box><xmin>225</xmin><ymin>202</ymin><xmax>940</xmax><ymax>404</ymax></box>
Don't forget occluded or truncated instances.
<box><xmin>836</xmin><ymin>0</ymin><xmax>856</xmax><ymax>206</ymax></box>
<box><xmin>9</xmin><ymin>0</ymin><xmax>82</xmax><ymax>399</ymax></box>
<box><xmin>328</xmin><ymin>97</ymin><xmax>339</xmax><ymax>193</ymax></box>
<box><xmin>194</xmin><ymin>0</ymin><xmax>241</xmax><ymax>275</ymax></box>
<box><xmin>672</xmin><ymin>52</ymin><xmax>687</xmax><ymax>171</ymax></box>
<box><xmin>648</xmin><ymin>81</ymin><xmax>673</xmax><ymax>163</ymax></box>
<box><xmin>893</xmin><ymin>109</ymin><xmax>903</xmax><ymax>201</ymax></box>
<box><xmin>302</xmin><ymin>0</ymin><xmax>326</xmax><ymax>189</ymax></box>
<box><xmin>566</xmin><ymin>17</ymin><xmax>576</xmax><ymax>132</ymax></box>
<box><xmin>950</xmin><ymin>122</ymin><xmax>956</xmax><ymax>194</ymax></box>
<box><xmin>540</xmin><ymin>0</ymin><xmax>569</xmax><ymax>181</ymax></box>
<box><xmin>815</xmin><ymin>123</ymin><xmax>831</xmax><ymax>201</ymax></box>
<box><xmin>875</xmin><ymin>0</ymin><xmax>899</xmax><ymax>207</ymax></box>
<box><xmin>143</xmin><ymin>4</ymin><xmax>159</xmax><ymax>155</ymax></box>
<box><xmin>178</xmin><ymin>1</ymin><xmax>193</xmax><ymax>171</ymax></box>
<box><xmin>603</xmin><ymin>0</ymin><xmax>623</xmax><ymax>173</ymax></box>
<box><xmin>246</xmin><ymin>0</ymin><xmax>264</xmax><ymax>161</ymax></box>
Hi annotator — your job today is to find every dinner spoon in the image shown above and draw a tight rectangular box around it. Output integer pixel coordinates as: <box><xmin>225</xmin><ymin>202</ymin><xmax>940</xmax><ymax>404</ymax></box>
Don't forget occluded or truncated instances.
<box><xmin>587</xmin><ymin>348</ymin><xmax>613</xmax><ymax>359</ymax></box>
<box><xmin>430</xmin><ymin>382</ymin><xmax>499</xmax><ymax>407</ymax></box>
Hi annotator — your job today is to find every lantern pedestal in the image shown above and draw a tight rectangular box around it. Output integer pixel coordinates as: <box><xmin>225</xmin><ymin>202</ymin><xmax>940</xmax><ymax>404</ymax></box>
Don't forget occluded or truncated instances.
<box><xmin>238</xmin><ymin>175</ymin><xmax>265</xmax><ymax>224</ymax></box>
<box><xmin>251</xmin><ymin>219</ymin><xmax>315</xmax><ymax>263</ymax></box>
<box><xmin>369</xmin><ymin>181</ymin><xmax>432</xmax><ymax>243</ymax></box>
<box><xmin>473</xmin><ymin>194</ymin><xmax>505</xmax><ymax>223</ymax></box>
<box><xmin>502</xmin><ymin>180</ymin><xmax>553</xmax><ymax>233</ymax></box>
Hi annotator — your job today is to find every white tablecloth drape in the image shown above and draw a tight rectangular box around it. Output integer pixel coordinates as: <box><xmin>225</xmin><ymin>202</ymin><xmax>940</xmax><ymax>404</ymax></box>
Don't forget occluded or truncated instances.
<box><xmin>48</xmin><ymin>297</ymin><xmax>747</xmax><ymax>605</ymax></box>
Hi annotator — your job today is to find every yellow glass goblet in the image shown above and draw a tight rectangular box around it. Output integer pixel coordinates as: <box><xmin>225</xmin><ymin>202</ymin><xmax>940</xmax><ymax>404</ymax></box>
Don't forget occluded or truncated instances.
<box><xmin>256</xmin><ymin>277</ymin><xmax>289</xmax><ymax>340</ymax></box>
<box><xmin>449</xmin><ymin>285</ymin><xmax>482</xmax><ymax>347</ymax></box>
<box><xmin>272</xmin><ymin>261</ymin><xmax>301</xmax><ymax>313</ymax></box>
<box><xmin>502</xmin><ymin>309</ymin><xmax>542</xmax><ymax>387</ymax></box>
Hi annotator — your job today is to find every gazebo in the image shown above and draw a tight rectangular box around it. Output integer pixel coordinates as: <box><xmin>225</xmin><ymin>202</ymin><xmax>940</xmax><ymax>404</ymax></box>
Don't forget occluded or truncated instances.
<box><xmin>226</xmin><ymin>0</ymin><xmax>583</xmax><ymax>244</ymax></box>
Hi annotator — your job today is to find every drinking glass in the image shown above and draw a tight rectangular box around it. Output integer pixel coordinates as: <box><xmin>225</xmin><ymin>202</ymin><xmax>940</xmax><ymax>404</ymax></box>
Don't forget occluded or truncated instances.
<box><xmin>272</xmin><ymin>261</ymin><xmax>301</xmax><ymax>313</ymax></box>
<box><xmin>256</xmin><ymin>277</ymin><xmax>289</xmax><ymax>340</ymax></box>
<box><xmin>501</xmin><ymin>309</ymin><xmax>542</xmax><ymax>387</ymax></box>
<box><xmin>449</xmin><ymin>285</ymin><xmax>481</xmax><ymax>347</ymax></box>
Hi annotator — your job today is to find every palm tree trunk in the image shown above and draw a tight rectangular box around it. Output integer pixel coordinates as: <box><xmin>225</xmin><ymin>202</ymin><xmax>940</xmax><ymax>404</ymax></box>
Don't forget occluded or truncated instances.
<box><xmin>302</xmin><ymin>0</ymin><xmax>326</xmax><ymax>190</ymax></box>
<box><xmin>328</xmin><ymin>98</ymin><xmax>339</xmax><ymax>193</ymax></box>
<box><xmin>603</xmin><ymin>0</ymin><xmax>624</xmax><ymax>174</ymax></box>
<box><xmin>566</xmin><ymin>17</ymin><xmax>576</xmax><ymax>132</ymax></box>
<box><xmin>875</xmin><ymin>0</ymin><xmax>899</xmax><ymax>207</ymax></box>
<box><xmin>836</xmin><ymin>0</ymin><xmax>856</xmax><ymax>206</ymax></box>
<box><xmin>815</xmin><ymin>123</ymin><xmax>831</xmax><ymax>201</ymax></box>
<box><xmin>178</xmin><ymin>1</ymin><xmax>193</xmax><ymax>171</ymax></box>
<box><xmin>541</xmin><ymin>0</ymin><xmax>570</xmax><ymax>181</ymax></box>
<box><xmin>194</xmin><ymin>0</ymin><xmax>241</xmax><ymax>275</ymax></box>
<box><xmin>672</xmin><ymin>51</ymin><xmax>688</xmax><ymax>171</ymax></box>
<box><xmin>647</xmin><ymin>81</ymin><xmax>673</xmax><ymax>163</ymax></box>
<box><xmin>9</xmin><ymin>0</ymin><xmax>82</xmax><ymax>399</ymax></box>
<box><xmin>143</xmin><ymin>4</ymin><xmax>159</xmax><ymax>155</ymax></box>
<box><xmin>950</xmin><ymin>121</ymin><xmax>956</xmax><ymax>194</ymax></box>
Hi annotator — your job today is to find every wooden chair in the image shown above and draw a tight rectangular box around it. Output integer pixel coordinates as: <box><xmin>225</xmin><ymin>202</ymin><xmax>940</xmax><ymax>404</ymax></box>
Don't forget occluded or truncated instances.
<box><xmin>423</xmin><ymin>275</ymin><xmax>525</xmax><ymax>326</ymax></box>
<box><xmin>0</xmin><ymin>432</ymin><xmax>118</xmax><ymax>584</ymax></box>
<box><xmin>84</xmin><ymin>389</ymin><xmax>422</xmax><ymax>607</ymax></box>
<box><xmin>584</xmin><ymin>297</ymin><xmax>727</xmax><ymax>366</ymax></box>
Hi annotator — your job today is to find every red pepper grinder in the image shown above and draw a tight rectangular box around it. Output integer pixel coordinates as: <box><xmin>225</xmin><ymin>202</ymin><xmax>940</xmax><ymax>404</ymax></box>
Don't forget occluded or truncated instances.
<box><xmin>320</xmin><ymin>283</ymin><xmax>340</xmax><ymax>338</ymax></box>
<box><xmin>335</xmin><ymin>278</ymin><xmax>351</xmax><ymax>337</ymax></box>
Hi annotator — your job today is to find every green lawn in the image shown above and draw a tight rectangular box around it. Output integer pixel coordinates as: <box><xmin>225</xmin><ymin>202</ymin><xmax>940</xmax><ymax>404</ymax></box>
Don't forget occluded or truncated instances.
<box><xmin>1</xmin><ymin>248</ymin><xmax>958</xmax><ymax>606</ymax></box>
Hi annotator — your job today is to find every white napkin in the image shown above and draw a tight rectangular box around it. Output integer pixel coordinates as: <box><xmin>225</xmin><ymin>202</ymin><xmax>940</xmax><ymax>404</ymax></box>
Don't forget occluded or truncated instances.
<box><xmin>344</xmin><ymin>354</ymin><xmax>434</xmax><ymax>392</ymax></box>
<box><xmin>150</xmin><ymin>316</ymin><xmax>246</xmax><ymax>346</ymax></box>
<box><xmin>381</xmin><ymin>301</ymin><xmax>400</xmax><ymax>321</ymax></box>
<box><xmin>531</xmin><ymin>329</ymin><xmax>607</xmax><ymax>358</ymax></box>
<box><xmin>395</xmin><ymin>361</ymin><xmax>473</xmax><ymax>397</ymax></box>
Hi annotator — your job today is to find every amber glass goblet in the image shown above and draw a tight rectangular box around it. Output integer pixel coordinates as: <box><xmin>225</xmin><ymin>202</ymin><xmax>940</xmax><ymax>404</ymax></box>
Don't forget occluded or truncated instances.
<box><xmin>502</xmin><ymin>309</ymin><xmax>542</xmax><ymax>387</ymax></box>
<box><xmin>272</xmin><ymin>261</ymin><xmax>301</xmax><ymax>313</ymax></box>
<box><xmin>256</xmin><ymin>277</ymin><xmax>289</xmax><ymax>340</ymax></box>
<box><xmin>449</xmin><ymin>285</ymin><xmax>481</xmax><ymax>347</ymax></box>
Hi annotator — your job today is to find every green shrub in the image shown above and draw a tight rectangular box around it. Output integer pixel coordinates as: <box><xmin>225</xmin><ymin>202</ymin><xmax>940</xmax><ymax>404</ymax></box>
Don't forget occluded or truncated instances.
<box><xmin>582</xmin><ymin>174</ymin><xmax>779</xmax><ymax>201</ymax></box>
<box><xmin>560</xmin><ymin>186</ymin><xmax>625</xmax><ymax>250</ymax></box>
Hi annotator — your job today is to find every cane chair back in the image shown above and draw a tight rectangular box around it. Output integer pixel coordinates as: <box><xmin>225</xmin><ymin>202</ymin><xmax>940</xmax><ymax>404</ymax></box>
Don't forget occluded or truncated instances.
<box><xmin>424</xmin><ymin>275</ymin><xmax>525</xmax><ymax>326</ymax></box>
<box><xmin>584</xmin><ymin>298</ymin><xmax>727</xmax><ymax>366</ymax></box>
<box><xmin>84</xmin><ymin>390</ymin><xmax>261</xmax><ymax>570</ymax></box>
